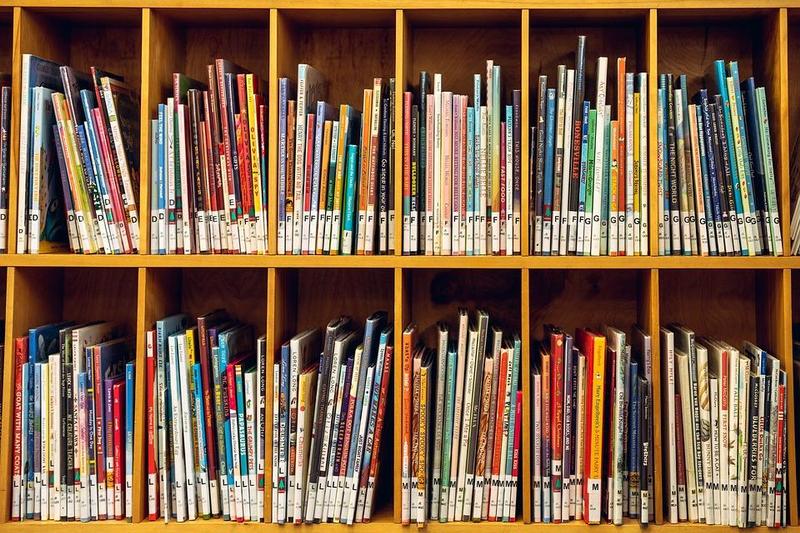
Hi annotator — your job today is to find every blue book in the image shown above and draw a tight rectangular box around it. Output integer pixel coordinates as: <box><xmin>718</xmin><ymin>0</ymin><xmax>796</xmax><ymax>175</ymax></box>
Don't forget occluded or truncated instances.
<box><xmin>124</xmin><ymin>362</ymin><xmax>134</xmax><ymax>520</ymax></box>
<box><xmin>157</xmin><ymin>103</ymin><xmax>167</xmax><ymax>254</ymax></box>
<box><xmin>33</xmin><ymin>362</ymin><xmax>42</xmax><ymax>519</ymax></box>
<box><xmin>191</xmin><ymin>362</ymin><xmax>208</xmax><ymax>517</ymax></box>
<box><xmin>311</xmin><ymin>101</ymin><xmax>336</xmax><ymax>239</ymax></box>
<box><xmin>278</xmin><ymin>78</ymin><xmax>291</xmax><ymax>235</ymax></box>
<box><xmin>234</xmin><ymin>365</ymin><xmax>248</xmax><ymax>495</ymax></box>
<box><xmin>740</xmin><ymin>77</ymin><xmax>768</xmax><ymax>250</ymax></box>
<box><xmin>341</xmin><ymin>144</ymin><xmax>359</xmax><ymax>252</ymax></box>
<box><xmin>473</xmin><ymin>75</ymin><xmax>481</xmax><ymax>234</ymax></box>
<box><xmin>712</xmin><ymin>60</ymin><xmax>747</xmax><ymax>254</ymax></box>
<box><xmin>694</xmin><ymin>105</ymin><xmax>716</xmax><ymax>255</ymax></box>
<box><xmin>77</xmin><ymin>371</ymin><xmax>90</xmax><ymax>522</ymax></box>
<box><xmin>358</xmin><ymin>327</ymin><xmax>392</xmax><ymax>497</ymax></box>
<box><xmin>466</xmin><ymin>107</ymin><xmax>475</xmax><ymax>255</ymax></box>
<box><xmin>277</xmin><ymin>341</ymin><xmax>290</xmax><ymax>523</ymax></box>
<box><xmin>728</xmin><ymin>62</ymin><xmax>759</xmax><ymax>250</ymax></box>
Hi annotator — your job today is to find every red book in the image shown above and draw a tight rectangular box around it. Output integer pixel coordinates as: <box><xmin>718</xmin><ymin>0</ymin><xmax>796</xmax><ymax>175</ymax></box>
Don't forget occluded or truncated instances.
<box><xmin>92</xmin><ymin>106</ymin><xmax>131</xmax><ymax>252</ymax></box>
<box><xmin>364</xmin><ymin>344</ymin><xmax>393</xmax><ymax>521</ymax></box>
<box><xmin>113</xmin><ymin>379</ymin><xmax>125</xmax><ymax>520</ymax></box>
<box><xmin>489</xmin><ymin>347</ymin><xmax>509</xmax><ymax>521</ymax></box>
<box><xmin>774</xmin><ymin>383</ymin><xmax>786</xmax><ymax>527</ymax></box>
<box><xmin>401</xmin><ymin>325</ymin><xmax>415</xmax><ymax>525</ymax></box>
<box><xmin>674</xmin><ymin>393</ymin><xmax>687</xmax><ymax>516</ymax></box>
<box><xmin>146</xmin><ymin>330</ymin><xmax>158</xmax><ymax>520</ymax></box>
<box><xmin>459</xmin><ymin>95</ymin><xmax>467</xmax><ymax>253</ymax></box>
<box><xmin>302</xmin><ymin>113</ymin><xmax>316</xmax><ymax>254</ymax></box>
<box><xmin>510</xmin><ymin>389</ymin><xmax>522</xmax><ymax>521</ymax></box>
<box><xmin>547</xmin><ymin>326</ymin><xmax>565</xmax><ymax>521</ymax></box>
<box><xmin>365</xmin><ymin>79</ymin><xmax>382</xmax><ymax>255</ymax></box>
<box><xmin>11</xmin><ymin>336</ymin><xmax>28</xmax><ymax>521</ymax></box>
<box><xmin>215</xmin><ymin>61</ymin><xmax>240</xmax><ymax>239</ymax></box>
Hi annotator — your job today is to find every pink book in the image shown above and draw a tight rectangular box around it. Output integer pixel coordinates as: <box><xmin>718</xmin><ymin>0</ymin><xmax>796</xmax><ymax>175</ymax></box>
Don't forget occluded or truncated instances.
<box><xmin>425</xmin><ymin>94</ymin><xmax>435</xmax><ymax>255</ymax></box>
<box><xmin>452</xmin><ymin>95</ymin><xmax>461</xmax><ymax>256</ymax></box>
<box><xmin>459</xmin><ymin>95</ymin><xmax>468</xmax><ymax>255</ymax></box>
<box><xmin>499</xmin><ymin>121</ymin><xmax>507</xmax><ymax>255</ymax></box>
<box><xmin>442</xmin><ymin>91</ymin><xmax>453</xmax><ymax>255</ymax></box>
<box><xmin>510</xmin><ymin>389</ymin><xmax>522</xmax><ymax>521</ymax></box>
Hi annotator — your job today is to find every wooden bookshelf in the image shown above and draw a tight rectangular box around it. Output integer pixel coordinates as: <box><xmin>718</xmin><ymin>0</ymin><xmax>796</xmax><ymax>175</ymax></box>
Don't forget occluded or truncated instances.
<box><xmin>0</xmin><ymin>1</ymin><xmax>798</xmax><ymax>531</ymax></box>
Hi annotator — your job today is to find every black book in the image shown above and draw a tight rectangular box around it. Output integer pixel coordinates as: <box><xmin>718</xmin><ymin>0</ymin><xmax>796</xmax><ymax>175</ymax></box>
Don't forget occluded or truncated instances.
<box><xmin>741</xmin><ymin>77</ymin><xmax>769</xmax><ymax>254</ymax></box>
<box><xmin>528</xmin><ymin>126</ymin><xmax>535</xmax><ymax>252</ymax></box>
<box><xmin>418</xmin><ymin>72</ymin><xmax>430</xmax><ymax>251</ymax></box>
<box><xmin>697</xmin><ymin>90</ymin><xmax>725</xmax><ymax>256</ymax></box>
<box><xmin>639</xmin><ymin>375</ymin><xmax>650</xmax><ymax>524</ymax></box>
<box><xmin>534</xmin><ymin>75</ymin><xmax>547</xmax><ymax>254</ymax></box>
<box><xmin>410</xmin><ymin>104</ymin><xmax>419</xmax><ymax>255</ymax></box>
<box><xmin>708</xmin><ymin>102</ymin><xmax>732</xmax><ymax>256</ymax></box>
<box><xmin>567</xmin><ymin>36</ymin><xmax>587</xmax><ymax>253</ymax></box>
<box><xmin>378</xmin><ymin>95</ymin><xmax>391</xmax><ymax>254</ymax></box>
<box><xmin>512</xmin><ymin>89</ymin><xmax>521</xmax><ymax>255</ymax></box>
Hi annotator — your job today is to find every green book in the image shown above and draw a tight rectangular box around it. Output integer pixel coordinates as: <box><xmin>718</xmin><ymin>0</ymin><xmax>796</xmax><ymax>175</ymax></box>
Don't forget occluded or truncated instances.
<box><xmin>601</xmin><ymin>111</ymin><xmax>611</xmax><ymax>255</ymax></box>
<box><xmin>439</xmin><ymin>343</ymin><xmax>458</xmax><ymax>520</ymax></box>
<box><xmin>585</xmin><ymin>108</ymin><xmax>597</xmax><ymax>255</ymax></box>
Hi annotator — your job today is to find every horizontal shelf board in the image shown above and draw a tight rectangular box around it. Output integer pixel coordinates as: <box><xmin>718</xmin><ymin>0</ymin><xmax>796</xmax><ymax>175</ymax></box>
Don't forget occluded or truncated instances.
<box><xmin>1</xmin><ymin>1</ymin><xmax>799</xmax><ymax>9</ymax></box>
<box><xmin>1</xmin><ymin>254</ymin><xmax>800</xmax><ymax>269</ymax></box>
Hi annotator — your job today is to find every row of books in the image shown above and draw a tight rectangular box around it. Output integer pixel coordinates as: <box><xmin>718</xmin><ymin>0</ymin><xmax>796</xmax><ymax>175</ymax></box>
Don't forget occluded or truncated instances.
<box><xmin>661</xmin><ymin>325</ymin><xmax>788</xmax><ymax>527</ymax></box>
<box><xmin>277</xmin><ymin>66</ymin><xmax>395</xmax><ymax>256</ymax></box>
<box><xmin>401</xmin><ymin>64</ymin><xmax>522</xmax><ymax>256</ymax></box>
<box><xmin>11</xmin><ymin>322</ymin><xmax>134</xmax><ymax>522</ymax></box>
<box><xmin>532</xmin><ymin>325</ymin><xmax>653</xmax><ymax>524</ymax></box>
<box><xmin>0</xmin><ymin>76</ymin><xmax>9</xmax><ymax>252</ymax></box>
<box><xmin>146</xmin><ymin>312</ymin><xmax>267</xmax><ymax>522</ymax></box>
<box><xmin>271</xmin><ymin>312</ymin><xmax>392</xmax><ymax>524</ymax></box>
<box><xmin>532</xmin><ymin>37</ymin><xmax>649</xmax><ymax>257</ymax></box>
<box><xmin>401</xmin><ymin>311</ymin><xmax>521</xmax><ymax>524</ymax></box>
<box><xmin>148</xmin><ymin>61</ymin><xmax>268</xmax><ymax>255</ymax></box>
<box><xmin>17</xmin><ymin>55</ymin><xmax>140</xmax><ymax>255</ymax></box>
<box><xmin>657</xmin><ymin>62</ymin><xmax>783</xmax><ymax>256</ymax></box>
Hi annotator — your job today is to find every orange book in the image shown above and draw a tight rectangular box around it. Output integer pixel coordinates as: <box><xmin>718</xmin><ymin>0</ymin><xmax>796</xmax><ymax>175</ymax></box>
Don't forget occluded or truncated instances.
<box><xmin>578</xmin><ymin>329</ymin><xmax>606</xmax><ymax>524</ymax></box>
<box><xmin>316</xmin><ymin>120</ymin><xmax>333</xmax><ymax>254</ymax></box>
<box><xmin>356</xmin><ymin>89</ymin><xmax>373</xmax><ymax>255</ymax></box>
<box><xmin>401</xmin><ymin>324</ymin><xmax>417</xmax><ymax>524</ymax></box>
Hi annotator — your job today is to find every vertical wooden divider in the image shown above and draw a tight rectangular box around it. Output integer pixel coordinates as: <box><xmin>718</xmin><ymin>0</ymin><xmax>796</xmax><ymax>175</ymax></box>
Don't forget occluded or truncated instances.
<box><xmin>395</xmin><ymin>9</ymin><xmax>407</xmax><ymax>257</ymax></box>
<box><xmin>392</xmin><ymin>266</ymin><xmax>407</xmax><ymax>523</ymax></box>
<box><xmin>764</xmin><ymin>9</ymin><xmax>790</xmax><ymax>256</ymax></box>
<box><xmin>520</xmin><ymin>267</ymin><xmax>531</xmax><ymax>522</ymax></box>
<box><xmin>755</xmin><ymin>269</ymin><xmax>797</xmax><ymax>525</ymax></box>
<box><xmin>647</xmin><ymin>9</ymin><xmax>658</xmax><ymax>257</ymax></box>
<box><xmin>132</xmin><ymin>267</ymin><xmax>148</xmax><ymax>521</ymax></box>
<box><xmin>139</xmin><ymin>9</ymin><xmax>152</xmax><ymax>255</ymax></box>
<box><xmin>521</xmin><ymin>10</ymin><xmax>530</xmax><ymax>257</ymax></box>
<box><xmin>637</xmin><ymin>268</ymin><xmax>661</xmax><ymax>523</ymax></box>
<box><xmin>0</xmin><ymin>267</ymin><xmax>20</xmax><ymax>521</ymax></box>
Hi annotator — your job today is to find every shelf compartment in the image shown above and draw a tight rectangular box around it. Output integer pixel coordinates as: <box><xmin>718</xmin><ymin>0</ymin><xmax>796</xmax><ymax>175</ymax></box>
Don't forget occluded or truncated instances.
<box><xmin>657</xmin><ymin>8</ymin><xmax>790</xmax><ymax>255</ymax></box>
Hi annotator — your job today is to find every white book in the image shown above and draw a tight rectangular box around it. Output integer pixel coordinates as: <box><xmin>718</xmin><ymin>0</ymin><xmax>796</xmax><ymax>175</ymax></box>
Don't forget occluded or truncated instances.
<box><xmin>455</xmin><ymin>328</ymin><xmax>478</xmax><ymax>518</ymax></box>
<box><xmin>424</xmin><ymin>94</ymin><xmax>435</xmax><ymax>256</ymax></box>
<box><xmin>639</xmin><ymin>73</ymin><xmax>649</xmax><ymax>255</ymax></box>
<box><xmin>551</xmin><ymin>66</ymin><xmax>567</xmax><ymax>254</ymax></box>
<box><xmin>532</xmin><ymin>371</ymin><xmax>542</xmax><ymax>522</ymax></box>
<box><xmin>324</xmin><ymin>357</ymin><xmax>348</xmax><ymax>522</ymax></box>
<box><xmin>168</xmin><ymin>337</ymin><xmax>187</xmax><ymax>522</ymax></box>
<box><xmin>479</xmin><ymin>107</ymin><xmax>489</xmax><ymax>255</ymax></box>
<box><xmin>704</xmin><ymin>339</ymin><xmax>728</xmax><ymax>524</ymax></box>
<box><xmin>245</xmin><ymin>371</ymin><xmax>258</xmax><ymax>521</ymax></box>
<box><xmin>676</xmin><ymin>350</ymin><xmax>698</xmax><ymax>522</ymax></box>
<box><xmin>727</xmin><ymin>344</ymin><xmax>740</xmax><ymax>526</ymax></box>
<box><xmin>736</xmin><ymin>355</ymin><xmax>749</xmax><ymax>527</ymax></box>
<box><xmin>625</xmin><ymin>73</ymin><xmax>635</xmax><ymax>254</ymax></box>
<box><xmin>559</xmin><ymin>69</ymin><xmax>575</xmax><ymax>255</ymax></box>
<box><xmin>177</xmin><ymin>335</ymin><xmax>197</xmax><ymax>520</ymax></box>
<box><xmin>177</xmin><ymin>105</ymin><xmax>193</xmax><ymax>254</ymax></box>
<box><xmin>696</xmin><ymin>343</ymin><xmax>714</xmax><ymax>522</ymax></box>
<box><xmin>40</xmin><ymin>362</ymin><xmax>49</xmax><ymax>521</ymax></box>
<box><xmin>590</xmin><ymin>57</ymin><xmax>608</xmax><ymax>256</ymax></box>
<box><xmin>432</xmin><ymin>74</ymin><xmax>443</xmax><ymax>255</ymax></box>
<box><xmin>430</xmin><ymin>326</ymin><xmax>448</xmax><ymax>521</ymax></box>
<box><xmin>607</xmin><ymin>327</ymin><xmax>626</xmax><ymax>524</ymax></box>
<box><xmin>49</xmin><ymin>353</ymin><xmax>61</xmax><ymax>519</ymax></box>
<box><xmin>709</xmin><ymin>375</ymin><xmax>721</xmax><ymax>524</ymax></box>
<box><xmin>766</xmin><ymin>355</ymin><xmax>780</xmax><ymax>527</ymax></box>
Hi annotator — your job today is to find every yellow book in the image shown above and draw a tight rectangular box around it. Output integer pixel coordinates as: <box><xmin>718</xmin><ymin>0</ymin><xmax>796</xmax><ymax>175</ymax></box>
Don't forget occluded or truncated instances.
<box><xmin>294</xmin><ymin>366</ymin><xmax>318</xmax><ymax>522</ymax></box>
<box><xmin>316</xmin><ymin>120</ymin><xmax>333</xmax><ymax>254</ymax></box>
<box><xmin>417</xmin><ymin>360</ymin><xmax>430</xmax><ymax>525</ymax></box>
<box><xmin>355</xmin><ymin>89</ymin><xmax>373</xmax><ymax>255</ymax></box>
<box><xmin>330</xmin><ymin>105</ymin><xmax>350</xmax><ymax>255</ymax></box>
<box><xmin>246</xmin><ymin>74</ymin><xmax>265</xmax><ymax>254</ymax></box>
